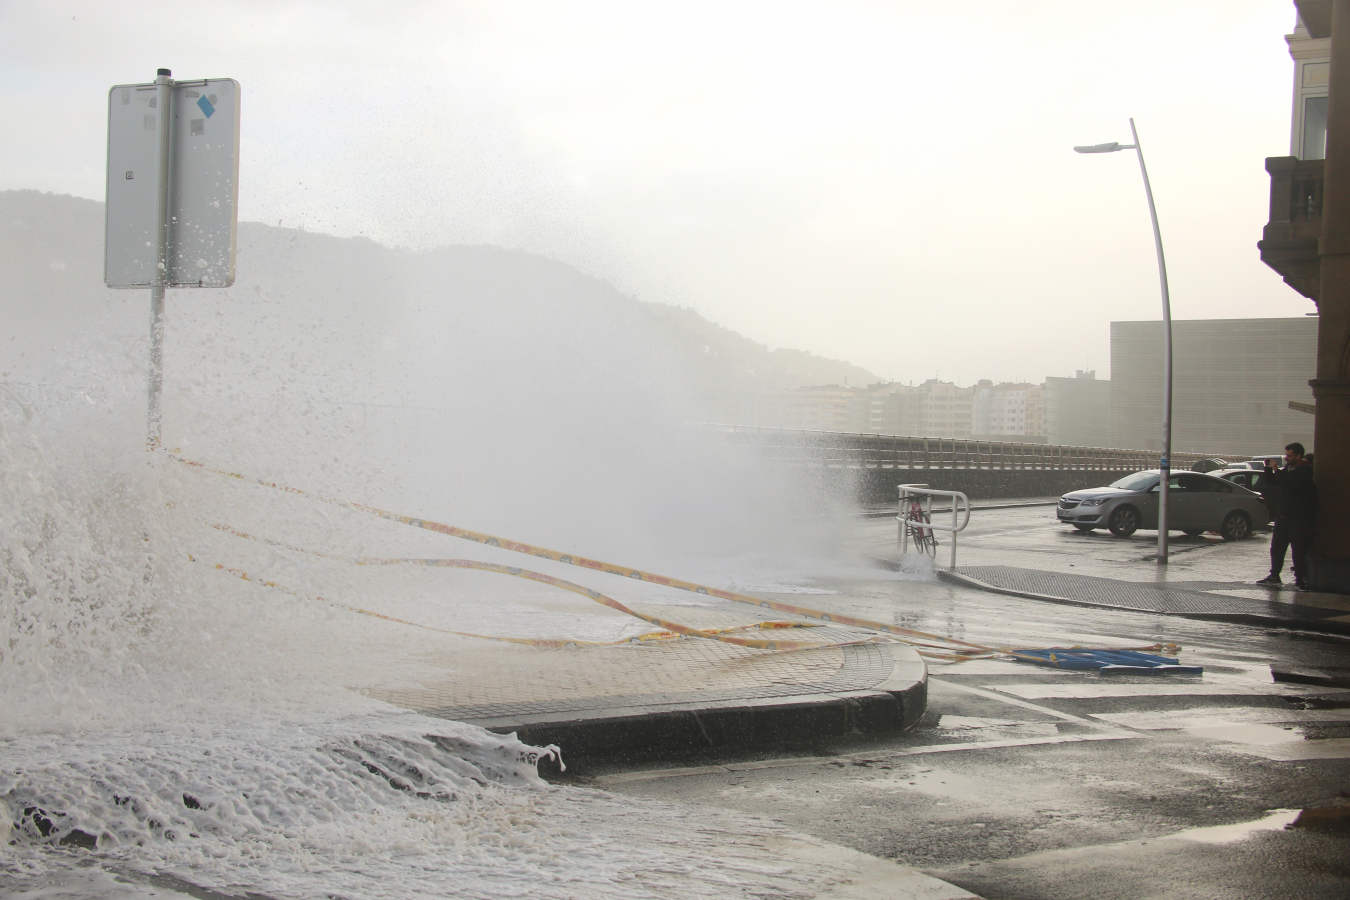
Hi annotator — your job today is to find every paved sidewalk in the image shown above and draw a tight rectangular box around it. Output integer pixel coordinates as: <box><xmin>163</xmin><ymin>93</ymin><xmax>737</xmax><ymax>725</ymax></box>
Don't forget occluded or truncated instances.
<box><xmin>940</xmin><ymin>510</ymin><xmax>1350</xmax><ymax>637</ymax></box>
<box><xmin>943</xmin><ymin>566</ymin><xmax>1350</xmax><ymax>634</ymax></box>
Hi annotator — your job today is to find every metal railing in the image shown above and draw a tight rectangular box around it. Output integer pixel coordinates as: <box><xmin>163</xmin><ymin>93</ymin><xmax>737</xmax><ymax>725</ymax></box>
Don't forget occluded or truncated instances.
<box><xmin>1265</xmin><ymin>156</ymin><xmax>1324</xmax><ymax>225</ymax></box>
<box><xmin>897</xmin><ymin>483</ymin><xmax>971</xmax><ymax>570</ymax></box>
<box><xmin>712</xmin><ymin>425</ymin><xmax>1236</xmax><ymax>472</ymax></box>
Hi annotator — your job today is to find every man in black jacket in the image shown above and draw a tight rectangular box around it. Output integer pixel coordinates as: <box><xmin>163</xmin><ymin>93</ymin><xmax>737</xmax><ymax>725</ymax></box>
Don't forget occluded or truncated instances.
<box><xmin>1256</xmin><ymin>442</ymin><xmax>1318</xmax><ymax>589</ymax></box>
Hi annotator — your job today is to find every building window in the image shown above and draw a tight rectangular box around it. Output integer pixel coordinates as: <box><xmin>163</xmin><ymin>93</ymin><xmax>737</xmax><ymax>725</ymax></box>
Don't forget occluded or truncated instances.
<box><xmin>1303</xmin><ymin>95</ymin><xmax>1328</xmax><ymax>160</ymax></box>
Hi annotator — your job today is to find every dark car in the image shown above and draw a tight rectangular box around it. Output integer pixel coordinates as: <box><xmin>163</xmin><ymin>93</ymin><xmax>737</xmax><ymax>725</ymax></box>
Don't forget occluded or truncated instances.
<box><xmin>1057</xmin><ymin>469</ymin><xmax>1267</xmax><ymax>541</ymax></box>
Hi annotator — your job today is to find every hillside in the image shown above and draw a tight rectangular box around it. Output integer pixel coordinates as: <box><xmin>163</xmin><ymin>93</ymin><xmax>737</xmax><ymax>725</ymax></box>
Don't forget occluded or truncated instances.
<box><xmin>1</xmin><ymin>189</ymin><xmax>871</xmax><ymax>558</ymax></box>
<box><xmin>0</xmin><ymin>190</ymin><xmax>877</xmax><ymax>418</ymax></box>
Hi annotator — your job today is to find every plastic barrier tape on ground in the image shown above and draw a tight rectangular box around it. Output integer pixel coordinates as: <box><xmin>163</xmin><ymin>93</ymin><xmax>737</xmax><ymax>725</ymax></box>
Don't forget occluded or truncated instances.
<box><xmin>169</xmin><ymin>455</ymin><xmax>997</xmax><ymax>658</ymax></box>
<box><xmin>201</xmin><ymin>522</ymin><xmax>834</xmax><ymax>651</ymax></box>
<box><xmin>207</xmin><ymin>557</ymin><xmax>823</xmax><ymax>650</ymax></box>
<box><xmin>172</xmin><ymin>455</ymin><xmax>1185</xmax><ymax>665</ymax></box>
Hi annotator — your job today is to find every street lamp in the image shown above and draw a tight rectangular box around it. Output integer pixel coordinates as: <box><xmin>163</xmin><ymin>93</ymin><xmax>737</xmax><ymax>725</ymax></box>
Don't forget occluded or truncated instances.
<box><xmin>1074</xmin><ymin>117</ymin><xmax>1174</xmax><ymax>565</ymax></box>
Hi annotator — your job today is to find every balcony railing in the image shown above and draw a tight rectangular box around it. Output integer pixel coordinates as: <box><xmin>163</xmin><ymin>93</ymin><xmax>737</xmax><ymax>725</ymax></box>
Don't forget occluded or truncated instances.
<box><xmin>1259</xmin><ymin>156</ymin><xmax>1323</xmax><ymax>301</ymax></box>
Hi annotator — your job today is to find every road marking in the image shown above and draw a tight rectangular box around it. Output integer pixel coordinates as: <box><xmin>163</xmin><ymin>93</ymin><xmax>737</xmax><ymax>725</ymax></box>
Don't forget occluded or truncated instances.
<box><xmin>960</xmin><ymin>809</ymin><xmax>1307</xmax><ymax>870</ymax></box>
<box><xmin>935</xmin><ymin>677</ymin><xmax>1133</xmax><ymax>731</ymax></box>
<box><xmin>591</xmin><ymin>732</ymin><xmax>1139</xmax><ymax>786</ymax></box>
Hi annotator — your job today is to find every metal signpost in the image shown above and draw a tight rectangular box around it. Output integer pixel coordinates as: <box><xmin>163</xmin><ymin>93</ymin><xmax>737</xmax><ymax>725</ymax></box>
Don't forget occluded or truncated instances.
<box><xmin>106</xmin><ymin>68</ymin><xmax>240</xmax><ymax>450</ymax></box>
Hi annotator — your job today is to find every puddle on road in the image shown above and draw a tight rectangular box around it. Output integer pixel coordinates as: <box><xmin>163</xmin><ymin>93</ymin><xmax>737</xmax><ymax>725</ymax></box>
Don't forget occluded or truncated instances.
<box><xmin>1088</xmin><ymin>708</ymin><xmax>1350</xmax><ymax>760</ymax></box>
<box><xmin>934</xmin><ymin>715</ymin><xmax>1062</xmax><ymax>740</ymax></box>
<box><xmin>1182</xmin><ymin>721</ymin><xmax>1307</xmax><ymax>745</ymax></box>
<box><xmin>937</xmin><ymin>716</ymin><xmax>1030</xmax><ymax>729</ymax></box>
<box><xmin>1174</xmin><ymin>808</ymin><xmax>1301</xmax><ymax>844</ymax></box>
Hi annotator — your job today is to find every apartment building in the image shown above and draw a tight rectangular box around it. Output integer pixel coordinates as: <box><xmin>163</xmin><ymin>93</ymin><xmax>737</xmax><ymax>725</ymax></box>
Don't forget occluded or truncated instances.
<box><xmin>972</xmin><ymin>381</ymin><xmax>1045</xmax><ymax>442</ymax></box>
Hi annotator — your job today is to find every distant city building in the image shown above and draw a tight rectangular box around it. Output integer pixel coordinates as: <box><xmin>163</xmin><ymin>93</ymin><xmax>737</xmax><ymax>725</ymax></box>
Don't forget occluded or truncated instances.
<box><xmin>1044</xmin><ymin>370</ymin><xmax>1111</xmax><ymax>447</ymax></box>
<box><xmin>779</xmin><ymin>384</ymin><xmax>865</xmax><ymax>432</ymax></box>
<box><xmin>1109</xmin><ymin>317</ymin><xmax>1315</xmax><ymax>455</ymax></box>
<box><xmin>757</xmin><ymin>315</ymin><xmax>1314</xmax><ymax>458</ymax></box>
<box><xmin>857</xmin><ymin>382</ymin><xmax>921</xmax><ymax>435</ymax></box>
<box><xmin>916</xmin><ymin>379</ymin><xmax>973</xmax><ymax>438</ymax></box>
<box><xmin>972</xmin><ymin>380</ymin><xmax>1045</xmax><ymax>442</ymax></box>
<box><xmin>775</xmin><ymin>379</ymin><xmax>1044</xmax><ymax>441</ymax></box>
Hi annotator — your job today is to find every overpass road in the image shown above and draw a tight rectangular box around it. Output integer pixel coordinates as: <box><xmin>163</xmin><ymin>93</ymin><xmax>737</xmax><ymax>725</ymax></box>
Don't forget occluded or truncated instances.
<box><xmin>584</xmin><ymin>504</ymin><xmax>1350</xmax><ymax>899</ymax></box>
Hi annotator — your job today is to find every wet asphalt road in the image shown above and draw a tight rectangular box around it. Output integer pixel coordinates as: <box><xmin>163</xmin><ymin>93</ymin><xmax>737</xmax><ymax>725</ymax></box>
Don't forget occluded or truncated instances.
<box><xmin>584</xmin><ymin>506</ymin><xmax>1350</xmax><ymax>899</ymax></box>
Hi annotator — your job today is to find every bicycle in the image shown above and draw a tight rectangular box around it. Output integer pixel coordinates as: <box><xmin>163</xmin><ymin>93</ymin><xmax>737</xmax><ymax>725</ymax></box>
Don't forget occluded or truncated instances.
<box><xmin>903</xmin><ymin>494</ymin><xmax>938</xmax><ymax>558</ymax></box>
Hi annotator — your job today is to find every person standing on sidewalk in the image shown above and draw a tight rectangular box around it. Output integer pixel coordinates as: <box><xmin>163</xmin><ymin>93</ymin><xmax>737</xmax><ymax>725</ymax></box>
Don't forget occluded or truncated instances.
<box><xmin>1257</xmin><ymin>442</ymin><xmax>1318</xmax><ymax>589</ymax></box>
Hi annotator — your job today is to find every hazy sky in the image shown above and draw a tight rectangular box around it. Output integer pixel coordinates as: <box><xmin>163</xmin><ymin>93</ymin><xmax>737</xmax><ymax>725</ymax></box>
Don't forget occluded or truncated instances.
<box><xmin>0</xmin><ymin>0</ymin><xmax>1317</xmax><ymax>384</ymax></box>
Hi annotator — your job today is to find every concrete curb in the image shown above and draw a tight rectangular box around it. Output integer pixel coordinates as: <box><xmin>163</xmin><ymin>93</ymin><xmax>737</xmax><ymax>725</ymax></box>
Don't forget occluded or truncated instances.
<box><xmin>471</xmin><ymin>643</ymin><xmax>928</xmax><ymax>775</ymax></box>
<box><xmin>937</xmin><ymin>569</ymin><xmax>1350</xmax><ymax>636</ymax></box>
<box><xmin>1271</xmin><ymin>665</ymin><xmax>1350</xmax><ymax>687</ymax></box>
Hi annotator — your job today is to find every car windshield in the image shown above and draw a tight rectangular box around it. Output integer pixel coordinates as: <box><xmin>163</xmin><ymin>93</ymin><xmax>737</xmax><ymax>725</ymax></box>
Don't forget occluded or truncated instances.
<box><xmin>1108</xmin><ymin>472</ymin><xmax>1158</xmax><ymax>492</ymax></box>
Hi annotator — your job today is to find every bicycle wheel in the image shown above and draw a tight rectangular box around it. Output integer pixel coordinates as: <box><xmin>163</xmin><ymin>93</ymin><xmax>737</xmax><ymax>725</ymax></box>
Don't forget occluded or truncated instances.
<box><xmin>916</xmin><ymin>526</ymin><xmax>938</xmax><ymax>558</ymax></box>
<box><xmin>905</xmin><ymin>511</ymin><xmax>938</xmax><ymax>558</ymax></box>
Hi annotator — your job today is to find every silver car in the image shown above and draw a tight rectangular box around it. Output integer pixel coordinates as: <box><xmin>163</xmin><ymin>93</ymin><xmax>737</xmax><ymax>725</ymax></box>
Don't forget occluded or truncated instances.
<box><xmin>1213</xmin><ymin>467</ymin><xmax>1265</xmax><ymax>493</ymax></box>
<box><xmin>1057</xmin><ymin>469</ymin><xmax>1266</xmax><ymax>540</ymax></box>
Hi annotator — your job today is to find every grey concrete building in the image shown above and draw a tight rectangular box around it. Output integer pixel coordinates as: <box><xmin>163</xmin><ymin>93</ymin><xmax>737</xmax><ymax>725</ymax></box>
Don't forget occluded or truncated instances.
<box><xmin>1109</xmin><ymin>317</ymin><xmax>1316</xmax><ymax>455</ymax></box>
<box><xmin>1044</xmin><ymin>370</ymin><xmax>1112</xmax><ymax>447</ymax></box>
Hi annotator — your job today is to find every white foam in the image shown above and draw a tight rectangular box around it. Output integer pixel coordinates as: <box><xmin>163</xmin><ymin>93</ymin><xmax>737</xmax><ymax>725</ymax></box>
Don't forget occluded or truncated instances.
<box><xmin>0</xmin><ymin>326</ymin><xmax>894</xmax><ymax>899</ymax></box>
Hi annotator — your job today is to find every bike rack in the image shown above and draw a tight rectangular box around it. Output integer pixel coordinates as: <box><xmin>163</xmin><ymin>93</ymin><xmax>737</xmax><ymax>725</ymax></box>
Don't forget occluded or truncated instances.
<box><xmin>897</xmin><ymin>483</ymin><xmax>972</xmax><ymax>570</ymax></box>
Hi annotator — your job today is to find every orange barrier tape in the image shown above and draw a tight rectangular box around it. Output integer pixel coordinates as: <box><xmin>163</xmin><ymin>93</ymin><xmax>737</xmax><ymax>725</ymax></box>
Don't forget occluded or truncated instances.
<box><xmin>201</xmin><ymin>523</ymin><xmax>834</xmax><ymax>651</ymax></box>
<box><xmin>174</xmin><ymin>455</ymin><xmax>1180</xmax><ymax>664</ymax></box>
<box><xmin>206</xmin><ymin>560</ymin><xmax>618</xmax><ymax>648</ymax></box>
<box><xmin>173</xmin><ymin>454</ymin><xmax>993</xmax><ymax>656</ymax></box>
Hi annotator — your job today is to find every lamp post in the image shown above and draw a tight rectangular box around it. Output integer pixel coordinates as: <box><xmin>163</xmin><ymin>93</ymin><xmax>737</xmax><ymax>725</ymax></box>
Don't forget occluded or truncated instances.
<box><xmin>1074</xmin><ymin>117</ymin><xmax>1173</xmax><ymax>565</ymax></box>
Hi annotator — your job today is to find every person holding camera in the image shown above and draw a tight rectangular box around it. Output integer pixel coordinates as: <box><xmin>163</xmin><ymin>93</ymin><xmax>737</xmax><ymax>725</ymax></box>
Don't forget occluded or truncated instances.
<box><xmin>1256</xmin><ymin>442</ymin><xmax>1317</xmax><ymax>590</ymax></box>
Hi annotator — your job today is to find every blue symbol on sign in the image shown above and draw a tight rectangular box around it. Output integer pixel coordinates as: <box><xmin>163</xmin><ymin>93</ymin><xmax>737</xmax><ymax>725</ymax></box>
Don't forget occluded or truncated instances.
<box><xmin>197</xmin><ymin>96</ymin><xmax>215</xmax><ymax>118</ymax></box>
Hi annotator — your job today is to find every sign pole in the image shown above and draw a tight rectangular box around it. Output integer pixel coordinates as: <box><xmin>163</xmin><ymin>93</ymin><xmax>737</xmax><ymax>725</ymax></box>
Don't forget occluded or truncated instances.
<box><xmin>108</xmin><ymin>70</ymin><xmax>239</xmax><ymax>447</ymax></box>
<box><xmin>147</xmin><ymin>67</ymin><xmax>173</xmax><ymax>452</ymax></box>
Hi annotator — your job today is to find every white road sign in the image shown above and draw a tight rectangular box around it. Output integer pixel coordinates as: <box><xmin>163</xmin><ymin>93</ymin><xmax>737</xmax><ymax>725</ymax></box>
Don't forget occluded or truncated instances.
<box><xmin>105</xmin><ymin>77</ymin><xmax>240</xmax><ymax>288</ymax></box>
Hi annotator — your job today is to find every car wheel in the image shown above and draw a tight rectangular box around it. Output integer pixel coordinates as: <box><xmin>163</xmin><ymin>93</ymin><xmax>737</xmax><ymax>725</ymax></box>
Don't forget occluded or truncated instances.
<box><xmin>1183</xmin><ymin>528</ymin><xmax>1204</xmax><ymax>537</ymax></box>
<box><xmin>1220</xmin><ymin>510</ymin><xmax>1251</xmax><ymax>541</ymax></box>
<box><xmin>1073</xmin><ymin>525</ymin><xmax>1095</xmax><ymax>533</ymax></box>
<box><xmin>1108</xmin><ymin>505</ymin><xmax>1139</xmax><ymax>537</ymax></box>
